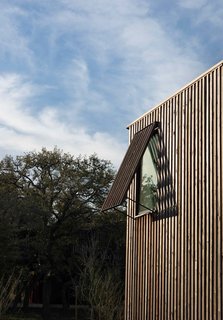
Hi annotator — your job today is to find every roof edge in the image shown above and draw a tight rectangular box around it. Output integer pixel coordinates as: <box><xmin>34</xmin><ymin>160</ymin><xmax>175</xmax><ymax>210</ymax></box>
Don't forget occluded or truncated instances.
<box><xmin>127</xmin><ymin>60</ymin><xmax>223</xmax><ymax>128</ymax></box>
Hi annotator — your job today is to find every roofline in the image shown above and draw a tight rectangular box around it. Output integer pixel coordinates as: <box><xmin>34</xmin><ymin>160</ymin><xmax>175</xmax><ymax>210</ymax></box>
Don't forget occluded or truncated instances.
<box><xmin>127</xmin><ymin>60</ymin><xmax>223</xmax><ymax>128</ymax></box>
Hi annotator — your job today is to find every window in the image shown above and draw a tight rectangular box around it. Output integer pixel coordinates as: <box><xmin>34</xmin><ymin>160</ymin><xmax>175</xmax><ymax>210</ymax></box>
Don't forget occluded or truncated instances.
<box><xmin>137</xmin><ymin>132</ymin><xmax>159</xmax><ymax>214</ymax></box>
<box><xmin>101</xmin><ymin>122</ymin><xmax>159</xmax><ymax>212</ymax></box>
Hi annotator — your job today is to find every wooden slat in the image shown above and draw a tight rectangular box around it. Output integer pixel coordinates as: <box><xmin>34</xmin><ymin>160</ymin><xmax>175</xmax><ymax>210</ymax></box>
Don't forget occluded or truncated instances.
<box><xmin>201</xmin><ymin>75</ymin><xmax>206</xmax><ymax>320</ymax></box>
<box><xmin>176</xmin><ymin>90</ymin><xmax>182</xmax><ymax>320</ymax></box>
<box><xmin>217</xmin><ymin>66</ymin><xmax>222</xmax><ymax>319</ymax></box>
<box><xmin>124</xmin><ymin>62</ymin><xmax>223</xmax><ymax>320</ymax></box>
<box><xmin>173</xmin><ymin>96</ymin><xmax>177</xmax><ymax>320</ymax></box>
<box><xmin>197</xmin><ymin>78</ymin><xmax>202</xmax><ymax>320</ymax></box>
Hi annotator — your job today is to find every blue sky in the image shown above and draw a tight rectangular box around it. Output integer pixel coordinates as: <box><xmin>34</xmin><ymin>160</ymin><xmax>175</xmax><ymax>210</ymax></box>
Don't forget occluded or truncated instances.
<box><xmin>0</xmin><ymin>0</ymin><xmax>222</xmax><ymax>167</ymax></box>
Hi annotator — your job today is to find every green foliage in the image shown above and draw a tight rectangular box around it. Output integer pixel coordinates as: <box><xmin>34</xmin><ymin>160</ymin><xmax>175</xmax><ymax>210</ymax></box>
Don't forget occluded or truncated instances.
<box><xmin>0</xmin><ymin>147</ymin><xmax>125</xmax><ymax>317</ymax></box>
<box><xmin>139</xmin><ymin>174</ymin><xmax>157</xmax><ymax>211</ymax></box>
<box><xmin>0</xmin><ymin>148</ymin><xmax>115</xmax><ymax>272</ymax></box>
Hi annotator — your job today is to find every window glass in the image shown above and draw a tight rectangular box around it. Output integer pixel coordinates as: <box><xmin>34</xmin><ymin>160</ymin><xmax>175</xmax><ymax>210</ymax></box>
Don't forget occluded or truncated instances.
<box><xmin>138</xmin><ymin>133</ymin><xmax>158</xmax><ymax>214</ymax></box>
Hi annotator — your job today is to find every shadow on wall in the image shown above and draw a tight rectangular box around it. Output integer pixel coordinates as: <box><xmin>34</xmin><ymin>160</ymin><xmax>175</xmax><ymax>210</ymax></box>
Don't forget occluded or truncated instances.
<box><xmin>151</xmin><ymin>125</ymin><xmax>177</xmax><ymax>221</ymax></box>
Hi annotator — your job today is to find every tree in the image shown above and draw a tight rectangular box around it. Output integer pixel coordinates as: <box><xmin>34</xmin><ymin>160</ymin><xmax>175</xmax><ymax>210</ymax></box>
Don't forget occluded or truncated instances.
<box><xmin>0</xmin><ymin>168</ymin><xmax>21</xmax><ymax>275</ymax></box>
<box><xmin>0</xmin><ymin>269</ymin><xmax>23</xmax><ymax>317</ymax></box>
<box><xmin>0</xmin><ymin>148</ymin><xmax>115</xmax><ymax>315</ymax></box>
<box><xmin>78</xmin><ymin>237</ymin><xmax>124</xmax><ymax>320</ymax></box>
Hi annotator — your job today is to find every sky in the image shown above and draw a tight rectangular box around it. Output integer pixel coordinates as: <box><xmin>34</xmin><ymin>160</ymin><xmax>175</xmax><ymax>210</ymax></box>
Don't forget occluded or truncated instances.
<box><xmin>0</xmin><ymin>0</ymin><xmax>223</xmax><ymax>167</ymax></box>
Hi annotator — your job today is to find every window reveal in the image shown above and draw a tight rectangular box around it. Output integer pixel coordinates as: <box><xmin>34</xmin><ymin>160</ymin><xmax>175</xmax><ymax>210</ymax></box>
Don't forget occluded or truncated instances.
<box><xmin>138</xmin><ymin>132</ymin><xmax>159</xmax><ymax>214</ymax></box>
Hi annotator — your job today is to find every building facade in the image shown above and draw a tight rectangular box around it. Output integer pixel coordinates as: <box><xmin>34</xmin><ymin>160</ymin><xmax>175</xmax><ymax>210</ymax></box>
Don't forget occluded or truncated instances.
<box><xmin>102</xmin><ymin>61</ymin><xmax>223</xmax><ymax>319</ymax></box>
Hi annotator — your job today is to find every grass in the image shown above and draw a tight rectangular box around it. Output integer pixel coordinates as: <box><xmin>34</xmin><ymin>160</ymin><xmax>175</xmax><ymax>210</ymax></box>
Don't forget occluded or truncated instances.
<box><xmin>0</xmin><ymin>305</ymin><xmax>92</xmax><ymax>320</ymax></box>
<box><xmin>1</xmin><ymin>314</ymin><xmax>42</xmax><ymax>320</ymax></box>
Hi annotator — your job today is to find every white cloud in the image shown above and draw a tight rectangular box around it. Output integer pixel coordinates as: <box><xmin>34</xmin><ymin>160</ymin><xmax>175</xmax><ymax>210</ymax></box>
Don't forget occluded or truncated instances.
<box><xmin>1</xmin><ymin>0</ymin><xmax>206</xmax><ymax>115</ymax></box>
<box><xmin>0</xmin><ymin>4</ymin><xmax>34</xmax><ymax>68</ymax></box>
<box><xmin>0</xmin><ymin>0</ymin><xmax>220</xmax><ymax>167</ymax></box>
<box><xmin>178</xmin><ymin>0</ymin><xmax>207</xmax><ymax>9</ymax></box>
<box><xmin>62</xmin><ymin>58</ymin><xmax>89</xmax><ymax>106</ymax></box>
<box><xmin>0</xmin><ymin>73</ymin><xmax>126</xmax><ymax>166</ymax></box>
<box><xmin>44</xmin><ymin>0</ymin><xmax>205</xmax><ymax>116</ymax></box>
<box><xmin>195</xmin><ymin>2</ymin><xmax>223</xmax><ymax>28</ymax></box>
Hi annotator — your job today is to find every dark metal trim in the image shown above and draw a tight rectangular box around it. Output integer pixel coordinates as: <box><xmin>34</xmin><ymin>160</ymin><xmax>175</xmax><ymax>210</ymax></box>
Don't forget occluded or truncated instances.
<box><xmin>126</xmin><ymin>197</ymin><xmax>156</xmax><ymax>214</ymax></box>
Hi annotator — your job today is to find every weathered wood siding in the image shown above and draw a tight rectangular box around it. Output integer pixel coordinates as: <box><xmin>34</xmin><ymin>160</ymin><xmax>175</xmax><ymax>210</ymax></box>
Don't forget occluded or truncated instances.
<box><xmin>125</xmin><ymin>61</ymin><xmax>223</xmax><ymax>320</ymax></box>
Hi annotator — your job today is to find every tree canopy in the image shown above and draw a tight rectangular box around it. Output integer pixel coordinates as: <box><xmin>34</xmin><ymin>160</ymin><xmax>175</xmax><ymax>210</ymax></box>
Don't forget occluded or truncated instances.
<box><xmin>0</xmin><ymin>148</ymin><xmax>125</xmax><ymax>318</ymax></box>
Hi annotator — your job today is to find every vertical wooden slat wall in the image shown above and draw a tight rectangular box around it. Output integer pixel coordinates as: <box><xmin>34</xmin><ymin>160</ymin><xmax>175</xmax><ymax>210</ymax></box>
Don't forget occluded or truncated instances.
<box><xmin>124</xmin><ymin>61</ymin><xmax>223</xmax><ymax>320</ymax></box>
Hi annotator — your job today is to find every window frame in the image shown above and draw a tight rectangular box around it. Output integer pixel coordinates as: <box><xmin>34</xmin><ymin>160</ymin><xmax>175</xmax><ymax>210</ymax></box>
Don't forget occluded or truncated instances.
<box><xmin>135</xmin><ymin>129</ymin><xmax>159</xmax><ymax>217</ymax></box>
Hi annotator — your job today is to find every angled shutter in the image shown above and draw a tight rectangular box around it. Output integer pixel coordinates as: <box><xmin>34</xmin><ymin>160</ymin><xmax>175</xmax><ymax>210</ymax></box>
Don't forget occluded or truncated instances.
<box><xmin>102</xmin><ymin>122</ymin><xmax>159</xmax><ymax>211</ymax></box>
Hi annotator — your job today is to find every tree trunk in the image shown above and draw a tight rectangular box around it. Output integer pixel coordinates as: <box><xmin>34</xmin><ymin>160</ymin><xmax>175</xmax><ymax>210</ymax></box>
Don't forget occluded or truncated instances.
<box><xmin>22</xmin><ymin>286</ymin><xmax>30</xmax><ymax>311</ymax></box>
<box><xmin>62</xmin><ymin>282</ymin><xmax>70</xmax><ymax>312</ymax></box>
<box><xmin>22</xmin><ymin>273</ymin><xmax>37</xmax><ymax>311</ymax></box>
<box><xmin>42</xmin><ymin>276</ymin><xmax>51</xmax><ymax>318</ymax></box>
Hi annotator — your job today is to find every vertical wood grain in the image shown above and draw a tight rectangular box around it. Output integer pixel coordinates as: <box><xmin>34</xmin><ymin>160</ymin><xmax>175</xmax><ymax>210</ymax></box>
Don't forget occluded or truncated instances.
<box><xmin>125</xmin><ymin>62</ymin><xmax>223</xmax><ymax>320</ymax></box>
